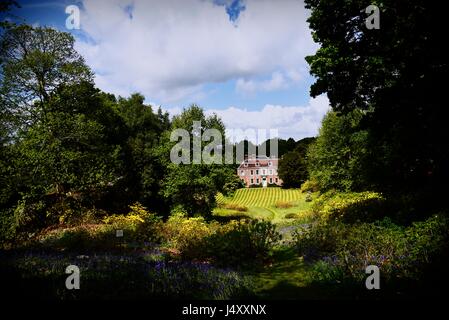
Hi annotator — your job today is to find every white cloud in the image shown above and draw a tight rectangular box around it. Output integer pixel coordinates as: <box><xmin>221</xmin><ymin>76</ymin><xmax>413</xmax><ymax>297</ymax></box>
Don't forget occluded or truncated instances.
<box><xmin>75</xmin><ymin>0</ymin><xmax>317</xmax><ymax>103</ymax></box>
<box><xmin>202</xmin><ymin>94</ymin><xmax>330</xmax><ymax>142</ymax></box>
<box><xmin>236</xmin><ymin>71</ymin><xmax>289</xmax><ymax>95</ymax></box>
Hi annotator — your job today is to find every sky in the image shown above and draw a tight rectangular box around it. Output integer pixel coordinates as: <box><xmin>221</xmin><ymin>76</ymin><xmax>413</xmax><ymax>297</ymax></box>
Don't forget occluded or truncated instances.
<box><xmin>5</xmin><ymin>0</ymin><xmax>330</xmax><ymax>141</ymax></box>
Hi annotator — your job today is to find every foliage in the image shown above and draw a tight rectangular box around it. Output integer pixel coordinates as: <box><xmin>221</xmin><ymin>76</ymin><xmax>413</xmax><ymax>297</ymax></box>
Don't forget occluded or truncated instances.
<box><xmin>305</xmin><ymin>0</ymin><xmax>449</xmax><ymax>192</ymax></box>
<box><xmin>278</xmin><ymin>151</ymin><xmax>308</xmax><ymax>188</ymax></box>
<box><xmin>300</xmin><ymin>179</ymin><xmax>320</xmax><ymax>193</ymax></box>
<box><xmin>102</xmin><ymin>202</ymin><xmax>162</xmax><ymax>242</ymax></box>
<box><xmin>0</xmin><ymin>25</ymin><xmax>93</xmax><ymax>126</ymax></box>
<box><xmin>277</xmin><ymin>137</ymin><xmax>315</xmax><ymax>188</ymax></box>
<box><xmin>307</xmin><ymin>110</ymin><xmax>371</xmax><ymax>191</ymax></box>
<box><xmin>284</xmin><ymin>213</ymin><xmax>300</xmax><ymax>219</ymax></box>
<box><xmin>161</xmin><ymin>105</ymin><xmax>237</xmax><ymax>217</ymax></box>
<box><xmin>0</xmin><ymin>208</ymin><xmax>15</xmax><ymax>245</ymax></box>
<box><xmin>162</xmin><ymin>213</ymin><xmax>218</xmax><ymax>260</ymax></box>
<box><xmin>296</xmin><ymin>215</ymin><xmax>449</xmax><ymax>283</ymax></box>
<box><xmin>205</xmin><ymin>219</ymin><xmax>281</xmax><ymax>268</ymax></box>
<box><xmin>310</xmin><ymin>191</ymin><xmax>386</xmax><ymax>223</ymax></box>
<box><xmin>222</xmin><ymin>203</ymin><xmax>248</xmax><ymax>212</ymax></box>
<box><xmin>274</xmin><ymin>201</ymin><xmax>293</xmax><ymax>209</ymax></box>
<box><xmin>37</xmin><ymin>203</ymin><xmax>162</xmax><ymax>251</ymax></box>
<box><xmin>108</xmin><ymin>94</ymin><xmax>169</xmax><ymax>215</ymax></box>
<box><xmin>162</xmin><ymin>164</ymin><xmax>219</xmax><ymax>217</ymax></box>
<box><xmin>1</xmin><ymin>253</ymin><xmax>253</xmax><ymax>299</ymax></box>
<box><xmin>162</xmin><ymin>214</ymin><xmax>280</xmax><ymax>268</ymax></box>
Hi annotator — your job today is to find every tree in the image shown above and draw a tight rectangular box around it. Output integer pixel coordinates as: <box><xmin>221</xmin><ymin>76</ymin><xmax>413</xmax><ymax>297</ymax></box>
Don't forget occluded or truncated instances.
<box><xmin>107</xmin><ymin>93</ymin><xmax>169</xmax><ymax>214</ymax></box>
<box><xmin>12</xmin><ymin>82</ymin><xmax>123</xmax><ymax>227</ymax></box>
<box><xmin>307</xmin><ymin>110</ymin><xmax>371</xmax><ymax>191</ymax></box>
<box><xmin>278</xmin><ymin>151</ymin><xmax>308</xmax><ymax>188</ymax></box>
<box><xmin>277</xmin><ymin>138</ymin><xmax>315</xmax><ymax>188</ymax></box>
<box><xmin>304</xmin><ymin>0</ymin><xmax>448</xmax><ymax>191</ymax></box>
<box><xmin>162</xmin><ymin>105</ymin><xmax>235</xmax><ymax>217</ymax></box>
<box><xmin>0</xmin><ymin>25</ymin><xmax>93</xmax><ymax>126</ymax></box>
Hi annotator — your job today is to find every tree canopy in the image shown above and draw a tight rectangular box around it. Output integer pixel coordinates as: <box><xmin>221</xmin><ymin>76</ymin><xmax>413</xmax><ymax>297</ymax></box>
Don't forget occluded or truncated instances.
<box><xmin>305</xmin><ymin>0</ymin><xmax>448</xmax><ymax>192</ymax></box>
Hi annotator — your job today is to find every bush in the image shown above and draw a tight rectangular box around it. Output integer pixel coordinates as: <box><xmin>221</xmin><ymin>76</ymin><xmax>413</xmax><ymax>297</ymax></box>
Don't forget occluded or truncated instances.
<box><xmin>37</xmin><ymin>202</ymin><xmax>162</xmax><ymax>251</ymax></box>
<box><xmin>0</xmin><ymin>208</ymin><xmax>17</xmax><ymax>246</ymax></box>
<box><xmin>300</xmin><ymin>179</ymin><xmax>320</xmax><ymax>193</ymax></box>
<box><xmin>295</xmin><ymin>215</ymin><xmax>449</xmax><ymax>283</ymax></box>
<box><xmin>102</xmin><ymin>202</ymin><xmax>162</xmax><ymax>243</ymax></box>
<box><xmin>205</xmin><ymin>219</ymin><xmax>281</xmax><ymax>267</ymax></box>
<box><xmin>310</xmin><ymin>191</ymin><xmax>386</xmax><ymax>223</ymax></box>
<box><xmin>222</xmin><ymin>178</ymin><xmax>245</xmax><ymax>197</ymax></box>
<box><xmin>162</xmin><ymin>215</ymin><xmax>281</xmax><ymax>268</ymax></box>
<box><xmin>223</xmin><ymin>203</ymin><xmax>248</xmax><ymax>212</ymax></box>
<box><xmin>284</xmin><ymin>213</ymin><xmax>300</xmax><ymax>219</ymax></box>
<box><xmin>274</xmin><ymin>201</ymin><xmax>293</xmax><ymax>209</ymax></box>
<box><xmin>162</xmin><ymin>213</ymin><xmax>218</xmax><ymax>260</ymax></box>
<box><xmin>13</xmin><ymin>198</ymin><xmax>47</xmax><ymax>233</ymax></box>
<box><xmin>294</xmin><ymin>221</ymin><xmax>346</xmax><ymax>259</ymax></box>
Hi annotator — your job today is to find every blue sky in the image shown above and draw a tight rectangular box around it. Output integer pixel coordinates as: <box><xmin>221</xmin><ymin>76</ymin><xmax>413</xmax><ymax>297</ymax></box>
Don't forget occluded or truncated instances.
<box><xmin>5</xmin><ymin>0</ymin><xmax>330</xmax><ymax>140</ymax></box>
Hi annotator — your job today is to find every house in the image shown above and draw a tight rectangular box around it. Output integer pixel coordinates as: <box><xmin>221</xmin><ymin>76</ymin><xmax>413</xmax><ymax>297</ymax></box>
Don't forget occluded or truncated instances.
<box><xmin>237</xmin><ymin>155</ymin><xmax>283</xmax><ymax>188</ymax></box>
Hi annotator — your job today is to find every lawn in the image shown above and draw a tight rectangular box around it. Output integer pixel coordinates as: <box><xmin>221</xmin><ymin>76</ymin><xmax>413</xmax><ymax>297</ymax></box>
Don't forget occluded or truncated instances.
<box><xmin>214</xmin><ymin>187</ymin><xmax>315</xmax><ymax>224</ymax></box>
<box><xmin>215</xmin><ymin>187</ymin><xmax>323</xmax><ymax>299</ymax></box>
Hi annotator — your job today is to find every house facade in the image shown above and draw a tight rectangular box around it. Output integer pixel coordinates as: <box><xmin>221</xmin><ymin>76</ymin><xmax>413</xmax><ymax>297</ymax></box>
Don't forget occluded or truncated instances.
<box><xmin>237</xmin><ymin>155</ymin><xmax>283</xmax><ymax>187</ymax></box>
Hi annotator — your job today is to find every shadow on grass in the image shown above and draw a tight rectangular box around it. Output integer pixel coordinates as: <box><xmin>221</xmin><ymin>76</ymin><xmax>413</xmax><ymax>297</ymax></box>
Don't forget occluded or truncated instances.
<box><xmin>250</xmin><ymin>246</ymin><xmax>360</xmax><ymax>300</ymax></box>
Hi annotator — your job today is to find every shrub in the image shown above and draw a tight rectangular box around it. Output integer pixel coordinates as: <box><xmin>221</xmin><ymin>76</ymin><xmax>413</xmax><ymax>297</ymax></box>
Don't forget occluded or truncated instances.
<box><xmin>205</xmin><ymin>219</ymin><xmax>281</xmax><ymax>267</ymax></box>
<box><xmin>275</xmin><ymin>201</ymin><xmax>293</xmax><ymax>209</ymax></box>
<box><xmin>13</xmin><ymin>198</ymin><xmax>47</xmax><ymax>232</ymax></box>
<box><xmin>162</xmin><ymin>213</ymin><xmax>218</xmax><ymax>261</ymax></box>
<box><xmin>300</xmin><ymin>179</ymin><xmax>320</xmax><ymax>193</ymax></box>
<box><xmin>294</xmin><ymin>221</ymin><xmax>347</xmax><ymax>259</ymax></box>
<box><xmin>102</xmin><ymin>202</ymin><xmax>162</xmax><ymax>243</ymax></box>
<box><xmin>310</xmin><ymin>191</ymin><xmax>386</xmax><ymax>223</ymax></box>
<box><xmin>37</xmin><ymin>202</ymin><xmax>162</xmax><ymax>251</ymax></box>
<box><xmin>0</xmin><ymin>208</ymin><xmax>16</xmax><ymax>246</ymax></box>
<box><xmin>162</xmin><ymin>216</ymin><xmax>281</xmax><ymax>268</ymax></box>
<box><xmin>223</xmin><ymin>203</ymin><xmax>248</xmax><ymax>212</ymax></box>
<box><xmin>295</xmin><ymin>215</ymin><xmax>449</xmax><ymax>283</ymax></box>
<box><xmin>405</xmin><ymin>215</ymin><xmax>449</xmax><ymax>265</ymax></box>
<box><xmin>284</xmin><ymin>213</ymin><xmax>300</xmax><ymax>219</ymax></box>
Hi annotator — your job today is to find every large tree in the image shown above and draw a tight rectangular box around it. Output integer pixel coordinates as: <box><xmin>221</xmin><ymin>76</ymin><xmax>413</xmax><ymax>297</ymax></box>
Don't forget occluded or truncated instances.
<box><xmin>305</xmin><ymin>0</ymin><xmax>448</xmax><ymax>191</ymax></box>
<box><xmin>162</xmin><ymin>105</ymin><xmax>236</xmax><ymax>217</ymax></box>
<box><xmin>278</xmin><ymin>138</ymin><xmax>315</xmax><ymax>188</ymax></box>
<box><xmin>307</xmin><ymin>110</ymin><xmax>371</xmax><ymax>191</ymax></box>
<box><xmin>0</xmin><ymin>25</ymin><xmax>93</xmax><ymax>126</ymax></box>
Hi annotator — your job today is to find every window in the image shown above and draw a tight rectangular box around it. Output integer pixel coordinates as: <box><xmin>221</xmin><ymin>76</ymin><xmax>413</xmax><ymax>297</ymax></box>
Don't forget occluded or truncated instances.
<box><xmin>256</xmin><ymin>169</ymin><xmax>259</xmax><ymax>175</ymax></box>
<box><xmin>268</xmin><ymin>162</ymin><xmax>272</xmax><ymax>166</ymax></box>
<box><xmin>240</xmin><ymin>170</ymin><xmax>245</xmax><ymax>176</ymax></box>
<box><xmin>250</xmin><ymin>170</ymin><xmax>253</xmax><ymax>175</ymax></box>
<box><xmin>263</xmin><ymin>169</ymin><xmax>266</xmax><ymax>175</ymax></box>
<box><xmin>256</xmin><ymin>178</ymin><xmax>259</xmax><ymax>184</ymax></box>
<box><xmin>275</xmin><ymin>178</ymin><xmax>278</xmax><ymax>183</ymax></box>
<box><xmin>270</xmin><ymin>177</ymin><xmax>273</xmax><ymax>183</ymax></box>
<box><xmin>269</xmin><ymin>169</ymin><xmax>272</xmax><ymax>175</ymax></box>
<box><xmin>256</xmin><ymin>162</ymin><xmax>260</xmax><ymax>166</ymax></box>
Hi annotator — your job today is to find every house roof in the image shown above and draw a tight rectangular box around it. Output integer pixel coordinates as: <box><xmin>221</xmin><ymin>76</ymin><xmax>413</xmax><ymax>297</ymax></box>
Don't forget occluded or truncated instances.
<box><xmin>237</xmin><ymin>157</ymin><xmax>279</xmax><ymax>169</ymax></box>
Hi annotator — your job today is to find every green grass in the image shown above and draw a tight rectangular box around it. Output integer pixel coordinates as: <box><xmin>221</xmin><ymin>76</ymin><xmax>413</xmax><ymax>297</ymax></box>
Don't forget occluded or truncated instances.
<box><xmin>247</xmin><ymin>246</ymin><xmax>338</xmax><ymax>300</ymax></box>
<box><xmin>218</xmin><ymin>188</ymin><xmax>303</xmax><ymax>207</ymax></box>
<box><xmin>214</xmin><ymin>188</ymin><xmax>316</xmax><ymax>224</ymax></box>
<box><xmin>215</xmin><ymin>187</ymin><xmax>321</xmax><ymax>299</ymax></box>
